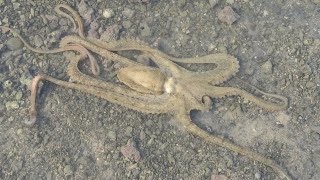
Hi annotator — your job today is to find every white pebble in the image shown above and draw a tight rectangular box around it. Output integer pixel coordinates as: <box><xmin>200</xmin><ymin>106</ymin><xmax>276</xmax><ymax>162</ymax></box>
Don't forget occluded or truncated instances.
<box><xmin>103</xmin><ymin>9</ymin><xmax>114</xmax><ymax>19</ymax></box>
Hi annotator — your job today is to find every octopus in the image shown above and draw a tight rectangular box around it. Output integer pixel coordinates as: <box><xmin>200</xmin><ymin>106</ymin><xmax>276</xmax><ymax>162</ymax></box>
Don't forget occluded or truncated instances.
<box><xmin>0</xmin><ymin>4</ymin><xmax>292</xmax><ymax>180</ymax></box>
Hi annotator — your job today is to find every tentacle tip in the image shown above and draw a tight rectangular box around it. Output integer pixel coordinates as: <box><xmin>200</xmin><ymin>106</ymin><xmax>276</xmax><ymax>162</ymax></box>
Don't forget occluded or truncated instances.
<box><xmin>25</xmin><ymin>111</ymin><xmax>37</xmax><ymax>126</ymax></box>
<box><xmin>92</xmin><ymin>67</ymin><xmax>100</xmax><ymax>76</ymax></box>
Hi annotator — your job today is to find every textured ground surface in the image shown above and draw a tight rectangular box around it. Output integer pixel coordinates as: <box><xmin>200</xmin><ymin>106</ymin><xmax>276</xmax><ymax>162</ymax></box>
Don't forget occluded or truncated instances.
<box><xmin>0</xmin><ymin>0</ymin><xmax>320</xmax><ymax>179</ymax></box>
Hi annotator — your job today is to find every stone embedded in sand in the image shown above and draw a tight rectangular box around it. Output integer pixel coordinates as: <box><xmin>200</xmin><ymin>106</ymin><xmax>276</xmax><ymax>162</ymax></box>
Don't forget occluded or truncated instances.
<box><xmin>120</xmin><ymin>139</ymin><xmax>141</xmax><ymax>162</ymax></box>
<box><xmin>218</xmin><ymin>6</ymin><xmax>240</xmax><ymax>25</ymax></box>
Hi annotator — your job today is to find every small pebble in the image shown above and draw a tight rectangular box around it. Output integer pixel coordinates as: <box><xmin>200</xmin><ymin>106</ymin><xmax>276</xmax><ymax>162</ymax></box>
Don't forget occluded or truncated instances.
<box><xmin>139</xmin><ymin>130</ymin><xmax>146</xmax><ymax>140</ymax></box>
<box><xmin>16</xmin><ymin>128</ymin><xmax>23</xmax><ymax>135</ymax></box>
<box><xmin>107</xmin><ymin>130</ymin><xmax>117</xmax><ymax>141</ymax></box>
<box><xmin>208</xmin><ymin>0</ymin><xmax>219</xmax><ymax>7</ymax></box>
<box><xmin>103</xmin><ymin>9</ymin><xmax>114</xmax><ymax>19</ymax></box>
<box><xmin>12</xmin><ymin>2</ymin><xmax>20</xmax><ymax>10</ymax></box>
<box><xmin>6</xmin><ymin>37</ymin><xmax>23</xmax><ymax>50</ymax></box>
<box><xmin>122</xmin><ymin>8</ymin><xmax>135</xmax><ymax>18</ymax></box>
<box><xmin>120</xmin><ymin>139</ymin><xmax>141</xmax><ymax>162</ymax></box>
<box><xmin>122</xmin><ymin>21</ymin><xmax>132</xmax><ymax>29</ymax></box>
<box><xmin>178</xmin><ymin>0</ymin><xmax>186</xmax><ymax>7</ymax></box>
<box><xmin>245</xmin><ymin>66</ymin><xmax>255</xmax><ymax>75</ymax></box>
<box><xmin>226</xmin><ymin>0</ymin><xmax>234</xmax><ymax>4</ymax></box>
<box><xmin>58</xmin><ymin>18</ymin><xmax>68</xmax><ymax>26</ymax></box>
<box><xmin>139</xmin><ymin>22</ymin><xmax>151</xmax><ymax>37</ymax></box>
<box><xmin>2</xmin><ymin>17</ymin><xmax>9</xmax><ymax>24</ymax></box>
<box><xmin>33</xmin><ymin>35</ymin><xmax>44</xmax><ymax>47</ymax></box>
<box><xmin>3</xmin><ymin>80</ymin><xmax>13</xmax><ymax>89</ymax></box>
<box><xmin>255</xmin><ymin>172</ymin><xmax>261</xmax><ymax>179</ymax></box>
<box><xmin>218</xmin><ymin>6</ymin><xmax>240</xmax><ymax>25</ymax></box>
<box><xmin>125</xmin><ymin>126</ymin><xmax>133</xmax><ymax>136</ymax></box>
<box><xmin>63</xmin><ymin>165</ymin><xmax>73</xmax><ymax>176</ymax></box>
<box><xmin>306</xmin><ymin>81</ymin><xmax>315</xmax><ymax>88</ymax></box>
<box><xmin>100</xmin><ymin>25</ymin><xmax>121</xmax><ymax>42</ymax></box>
<box><xmin>5</xmin><ymin>101</ymin><xmax>19</xmax><ymax>110</ymax></box>
<box><xmin>88</xmin><ymin>21</ymin><xmax>100</xmax><ymax>38</ymax></box>
<box><xmin>15</xmin><ymin>91</ymin><xmax>23</xmax><ymax>101</ymax></box>
<box><xmin>261</xmin><ymin>60</ymin><xmax>273</xmax><ymax>74</ymax></box>
<box><xmin>157</xmin><ymin>38</ymin><xmax>173</xmax><ymax>54</ymax></box>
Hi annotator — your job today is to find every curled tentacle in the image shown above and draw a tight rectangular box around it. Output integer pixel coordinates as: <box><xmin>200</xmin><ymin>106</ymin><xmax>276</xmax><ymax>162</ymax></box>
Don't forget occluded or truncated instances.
<box><xmin>0</xmin><ymin>26</ymin><xmax>100</xmax><ymax>75</ymax></box>
<box><xmin>54</xmin><ymin>4</ymin><xmax>85</xmax><ymax>38</ymax></box>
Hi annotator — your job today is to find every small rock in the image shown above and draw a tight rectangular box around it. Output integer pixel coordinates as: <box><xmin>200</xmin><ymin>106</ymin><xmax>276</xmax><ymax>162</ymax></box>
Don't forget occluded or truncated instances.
<box><xmin>302</xmin><ymin>63</ymin><xmax>312</xmax><ymax>78</ymax></box>
<box><xmin>245</xmin><ymin>66</ymin><xmax>255</xmax><ymax>75</ymax></box>
<box><xmin>207</xmin><ymin>43</ymin><xmax>216</xmax><ymax>52</ymax></box>
<box><xmin>122</xmin><ymin>8</ymin><xmax>135</xmax><ymax>18</ymax></box>
<box><xmin>139</xmin><ymin>22</ymin><xmax>151</xmax><ymax>37</ymax></box>
<box><xmin>311</xmin><ymin>126</ymin><xmax>320</xmax><ymax>134</ymax></box>
<box><xmin>46</xmin><ymin>15</ymin><xmax>59</xmax><ymax>29</ymax></box>
<box><xmin>107</xmin><ymin>130</ymin><xmax>117</xmax><ymax>141</ymax></box>
<box><xmin>208</xmin><ymin>0</ymin><xmax>219</xmax><ymax>8</ymax></box>
<box><xmin>122</xmin><ymin>21</ymin><xmax>132</xmax><ymax>29</ymax></box>
<box><xmin>88</xmin><ymin>21</ymin><xmax>100</xmax><ymax>38</ymax></box>
<box><xmin>30</xmin><ymin>8</ymin><xmax>35</xmax><ymax>17</ymax></box>
<box><xmin>63</xmin><ymin>165</ymin><xmax>73</xmax><ymax>176</ymax></box>
<box><xmin>178</xmin><ymin>0</ymin><xmax>186</xmax><ymax>7</ymax></box>
<box><xmin>5</xmin><ymin>101</ymin><xmax>19</xmax><ymax>110</ymax></box>
<box><xmin>78</xmin><ymin>0</ymin><xmax>94</xmax><ymax>26</ymax></box>
<box><xmin>12</xmin><ymin>2</ymin><xmax>20</xmax><ymax>10</ymax></box>
<box><xmin>2</xmin><ymin>17</ymin><xmax>9</xmax><ymax>24</ymax></box>
<box><xmin>226</xmin><ymin>0</ymin><xmax>234</xmax><ymax>4</ymax></box>
<box><xmin>261</xmin><ymin>60</ymin><xmax>273</xmax><ymax>74</ymax></box>
<box><xmin>15</xmin><ymin>91</ymin><xmax>23</xmax><ymax>101</ymax></box>
<box><xmin>306</xmin><ymin>81</ymin><xmax>315</xmax><ymax>88</ymax></box>
<box><xmin>139</xmin><ymin>130</ymin><xmax>146</xmax><ymax>140</ymax></box>
<box><xmin>275</xmin><ymin>112</ymin><xmax>291</xmax><ymax>126</ymax></box>
<box><xmin>19</xmin><ymin>75</ymin><xmax>32</xmax><ymax>87</ymax></box>
<box><xmin>303</xmin><ymin>38</ymin><xmax>313</xmax><ymax>45</ymax></box>
<box><xmin>58</xmin><ymin>18</ymin><xmax>68</xmax><ymax>26</ymax></box>
<box><xmin>11</xmin><ymin>159</ymin><xmax>23</xmax><ymax>171</ymax></box>
<box><xmin>0</xmin><ymin>43</ymin><xmax>4</xmax><ymax>51</ymax></box>
<box><xmin>103</xmin><ymin>8</ymin><xmax>114</xmax><ymax>19</ymax></box>
<box><xmin>6</xmin><ymin>37</ymin><xmax>23</xmax><ymax>50</ymax></box>
<box><xmin>33</xmin><ymin>35</ymin><xmax>43</xmax><ymax>47</ymax></box>
<box><xmin>3</xmin><ymin>80</ymin><xmax>13</xmax><ymax>89</ymax></box>
<box><xmin>100</xmin><ymin>25</ymin><xmax>121</xmax><ymax>42</ymax></box>
<box><xmin>157</xmin><ymin>38</ymin><xmax>173</xmax><ymax>54</ymax></box>
<box><xmin>218</xmin><ymin>6</ymin><xmax>240</xmax><ymax>25</ymax></box>
<box><xmin>255</xmin><ymin>172</ymin><xmax>261</xmax><ymax>179</ymax></box>
<box><xmin>167</xmin><ymin>153</ymin><xmax>175</xmax><ymax>164</ymax></box>
<box><xmin>125</xmin><ymin>126</ymin><xmax>133</xmax><ymax>136</ymax></box>
<box><xmin>16</xmin><ymin>128</ymin><xmax>23</xmax><ymax>135</ymax></box>
<box><xmin>120</xmin><ymin>139</ymin><xmax>141</xmax><ymax>162</ymax></box>
<box><xmin>222</xmin><ymin>109</ymin><xmax>236</xmax><ymax>120</ymax></box>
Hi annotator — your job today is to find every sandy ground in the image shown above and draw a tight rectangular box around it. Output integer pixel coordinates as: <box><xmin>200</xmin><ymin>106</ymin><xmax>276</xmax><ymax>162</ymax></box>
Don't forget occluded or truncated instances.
<box><xmin>0</xmin><ymin>0</ymin><xmax>320</xmax><ymax>179</ymax></box>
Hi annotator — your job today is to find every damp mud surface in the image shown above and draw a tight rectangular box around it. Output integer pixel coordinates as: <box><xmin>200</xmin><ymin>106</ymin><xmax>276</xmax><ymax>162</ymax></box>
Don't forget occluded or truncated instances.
<box><xmin>0</xmin><ymin>0</ymin><xmax>320</xmax><ymax>179</ymax></box>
